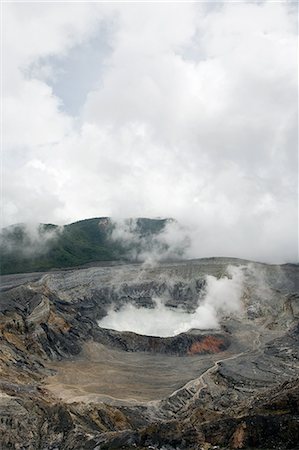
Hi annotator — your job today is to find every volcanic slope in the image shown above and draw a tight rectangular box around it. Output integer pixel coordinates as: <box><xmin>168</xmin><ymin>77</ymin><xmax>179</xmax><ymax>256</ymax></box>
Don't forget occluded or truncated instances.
<box><xmin>0</xmin><ymin>258</ymin><xmax>298</xmax><ymax>449</ymax></box>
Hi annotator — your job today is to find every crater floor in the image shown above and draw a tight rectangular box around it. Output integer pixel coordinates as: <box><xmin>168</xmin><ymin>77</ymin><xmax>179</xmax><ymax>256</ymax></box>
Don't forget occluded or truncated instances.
<box><xmin>44</xmin><ymin>319</ymin><xmax>283</xmax><ymax>406</ymax></box>
<box><xmin>45</xmin><ymin>341</ymin><xmax>217</xmax><ymax>404</ymax></box>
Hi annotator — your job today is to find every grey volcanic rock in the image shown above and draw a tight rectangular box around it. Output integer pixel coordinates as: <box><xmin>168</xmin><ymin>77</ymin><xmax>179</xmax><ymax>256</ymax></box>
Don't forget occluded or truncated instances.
<box><xmin>93</xmin><ymin>327</ymin><xmax>230</xmax><ymax>356</ymax></box>
<box><xmin>0</xmin><ymin>258</ymin><xmax>298</xmax><ymax>449</ymax></box>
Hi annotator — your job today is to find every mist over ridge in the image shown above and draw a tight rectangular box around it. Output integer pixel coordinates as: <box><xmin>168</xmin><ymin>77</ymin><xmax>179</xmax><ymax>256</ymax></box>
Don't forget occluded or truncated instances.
<box><xmin>1</xmin><ymin>216</ymin><xmax>297</xmax><ymax>276</ymax></box>
<box><xmin>0</xmin><ymin>217</ymin><xmax>183</xmax><ymax>275</ymax></box>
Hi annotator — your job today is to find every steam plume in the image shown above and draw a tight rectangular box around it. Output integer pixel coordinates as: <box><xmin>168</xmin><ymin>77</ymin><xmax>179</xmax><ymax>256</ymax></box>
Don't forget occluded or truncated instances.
<box><xmin>98</xmin><ymin>265</ymin><xmax>244</xmax><ymax>337</ymax></box>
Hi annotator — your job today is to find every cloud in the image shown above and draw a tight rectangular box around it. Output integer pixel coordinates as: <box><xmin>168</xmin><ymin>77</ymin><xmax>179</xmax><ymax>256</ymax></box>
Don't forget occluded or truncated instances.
<box><xmin>2</xmin><ymin>1</ymin><xmax>298</xmax><ymax>263</ymax></box>
<box><xmin>0</xmin><ymin>222</ymin><xmax>63</xmax><ymax>257</ymax></box>
<box><xmin>109</xmin><ymin>218</ymin><xmax>190</xmax><ymax>265</ymax></box>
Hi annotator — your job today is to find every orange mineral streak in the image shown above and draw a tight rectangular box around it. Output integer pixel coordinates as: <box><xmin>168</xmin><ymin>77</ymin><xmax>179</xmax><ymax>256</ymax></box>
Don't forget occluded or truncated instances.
<box><xmin>187</xmin><ymin>336</ymin><xmax>225</xmax><ymax>355</ymax></box>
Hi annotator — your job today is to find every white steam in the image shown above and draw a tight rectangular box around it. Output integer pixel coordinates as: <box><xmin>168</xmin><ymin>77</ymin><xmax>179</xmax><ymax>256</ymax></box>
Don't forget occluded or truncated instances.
<box><xmin>98</xmin><ymin>265</ymin><xmax>244</xmax><ymax>337</ymax></box>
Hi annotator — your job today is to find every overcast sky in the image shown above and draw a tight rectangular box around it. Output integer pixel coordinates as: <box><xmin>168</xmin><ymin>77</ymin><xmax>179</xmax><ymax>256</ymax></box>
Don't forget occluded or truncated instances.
<box><xmin>2</xmin><ymin>1</ymin><xmax>298</xmax><ymax>263</ymax></box>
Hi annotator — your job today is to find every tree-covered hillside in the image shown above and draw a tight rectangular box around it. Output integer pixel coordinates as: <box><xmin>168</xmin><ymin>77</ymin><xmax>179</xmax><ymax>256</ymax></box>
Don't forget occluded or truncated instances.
<box><xmin>0</xmin><ymin>217</ymin><xmax>171</xmax><ymax>275</ymax></box>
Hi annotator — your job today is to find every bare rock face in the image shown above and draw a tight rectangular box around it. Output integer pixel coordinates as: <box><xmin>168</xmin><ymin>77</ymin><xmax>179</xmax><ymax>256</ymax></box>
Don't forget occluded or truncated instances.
<box><xmin>0</xmin><ymin>258</ymin><xmax>298</xmax><ymax>449</ymax></box>
<box><xmin>93</xmin><ymin>327</ymin><xmax>230</xmax><ymax>356</ymax></box>
<box><xmin>26</xmin><ymin>295</ymin><xmax>50</xmax><ymax>326</ymax></box>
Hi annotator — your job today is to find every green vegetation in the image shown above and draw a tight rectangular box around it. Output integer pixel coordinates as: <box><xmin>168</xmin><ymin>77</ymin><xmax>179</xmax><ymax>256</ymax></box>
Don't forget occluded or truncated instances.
<box><xmin>0</xmin><ymin>217</ymin><xmax>170</xmax><ymax>275</ymax></box>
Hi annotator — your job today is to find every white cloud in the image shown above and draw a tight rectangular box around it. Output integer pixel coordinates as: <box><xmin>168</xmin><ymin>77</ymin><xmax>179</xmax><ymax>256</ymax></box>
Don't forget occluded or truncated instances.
<box><xmin>0</xmin><ymin>222</ymin><xmax>63</xmax><ymax>257</ymax></box>
<box><xmin>2</xmin><ymin>1</ymin><xmax>298</xmax><ymax>263</ymax></box>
